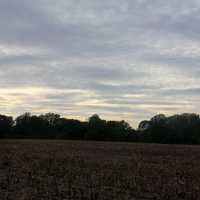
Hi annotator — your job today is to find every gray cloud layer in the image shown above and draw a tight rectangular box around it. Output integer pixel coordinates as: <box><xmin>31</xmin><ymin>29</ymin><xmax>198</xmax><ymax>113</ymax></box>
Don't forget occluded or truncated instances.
<box><xmin>0</xmin><ymin>0</ymin><xmax>200</xmax><ymax>126</ymax></box>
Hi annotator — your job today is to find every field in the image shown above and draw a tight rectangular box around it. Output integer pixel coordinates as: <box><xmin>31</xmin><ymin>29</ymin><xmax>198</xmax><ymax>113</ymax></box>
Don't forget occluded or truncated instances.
<box><xmin>0</xmin><ymin>140</ymin><xmax>200</xmax><ymax>200</ymax></box>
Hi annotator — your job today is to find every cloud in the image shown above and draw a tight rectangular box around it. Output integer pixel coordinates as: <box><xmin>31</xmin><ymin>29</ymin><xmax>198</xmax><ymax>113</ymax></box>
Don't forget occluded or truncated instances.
<box><xmin>0</xmin><ymin>0</ymin><xmax>199</xmax><ymax>127</ymax></box>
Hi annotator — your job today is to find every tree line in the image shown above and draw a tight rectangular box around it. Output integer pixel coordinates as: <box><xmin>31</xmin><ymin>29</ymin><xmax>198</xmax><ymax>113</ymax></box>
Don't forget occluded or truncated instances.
<box><xmin>0</xmin><ymin>112</ymin><xmax>200</xmax><ymax>144</ymax></box>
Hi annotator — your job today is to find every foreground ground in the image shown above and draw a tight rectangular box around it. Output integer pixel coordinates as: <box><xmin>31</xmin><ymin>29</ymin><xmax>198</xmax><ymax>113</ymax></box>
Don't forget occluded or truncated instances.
<box><xmin>0</xmin><ymin>140</ymin><xmax>200</xmax><ymax>200</ymax></box>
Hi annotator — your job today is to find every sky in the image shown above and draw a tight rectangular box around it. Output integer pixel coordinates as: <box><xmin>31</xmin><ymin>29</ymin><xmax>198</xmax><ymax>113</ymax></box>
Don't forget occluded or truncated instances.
<box><xmin>0</xmin><ymin>0</ymin><xmax>200</xmax><ymax>127</ymax></box>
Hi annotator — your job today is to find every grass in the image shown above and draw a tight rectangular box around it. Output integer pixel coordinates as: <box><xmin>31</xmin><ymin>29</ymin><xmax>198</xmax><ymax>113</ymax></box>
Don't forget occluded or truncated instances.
<box><xmin>0</xmin><ymin>140</ymin><xmax>200</xmax><ymax>199</ymax></box>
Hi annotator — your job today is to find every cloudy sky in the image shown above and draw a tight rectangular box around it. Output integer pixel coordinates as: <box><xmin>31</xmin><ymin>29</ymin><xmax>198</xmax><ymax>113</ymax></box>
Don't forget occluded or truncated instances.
<box><xmin>0</xmin><ymin>0</ymin><xmax>200</xmax><ymax>127</ymax></box>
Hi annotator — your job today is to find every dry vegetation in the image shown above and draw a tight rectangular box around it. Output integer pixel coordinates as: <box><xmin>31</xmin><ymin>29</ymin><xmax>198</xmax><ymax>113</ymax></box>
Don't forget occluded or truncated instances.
<box><xmin>0</xmin><ymin>140</ymin><xmax>200</xmax><ymax>200</ymax></box>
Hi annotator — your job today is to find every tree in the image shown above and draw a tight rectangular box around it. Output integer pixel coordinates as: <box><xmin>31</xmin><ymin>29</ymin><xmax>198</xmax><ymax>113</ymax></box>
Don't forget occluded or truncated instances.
<box><xmin>40</xmin><ymin>113</ymin><xmax>60</xmax><ymax>126</ymax></box>
<box><xmin>167</xmin><ymin>113</ymin><xmax>200</xmax><ymax>144</ymax></box>
<box><xmin>0</xmin><ymin>114</ymin><xmax>14</xmax><ymax>138</ymax></box>
<box><xmin>105</xmin><ymin>120</ymin><xmax>135</xmax><ymax>141</ymax></box>
<box><xmin>86</xmin><ymin>114</ymin><xmax>106</xmax><ymax>140</ymax></box>
<box><xmin>55</xmin><ymin>118</ymin><xmax>87</xmax><ymax>139</ymax></box>
<box><xmin>14</xmin><ymin>113</ymin><xmax>53</xmax><ymax>138</ymax></box>
<box><xmin>0</xmin><ymin>111</ymin><xmax>199</xmax><ymax>144</ymax></box>
<box><xmin>138</xmin><ymin>113</ymin><xmax>200</xmax><ymax>144</ymax></box>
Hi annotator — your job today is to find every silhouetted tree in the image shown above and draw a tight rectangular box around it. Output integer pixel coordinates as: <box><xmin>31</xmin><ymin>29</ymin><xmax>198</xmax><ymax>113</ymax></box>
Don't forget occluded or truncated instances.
<box><xmin>139</xmin><ymin>113</ymin><xmax>200</xmax><ymax>144</ymax></box>
<box><xmin>15</xmin><ymin>113</ymin><xmax>49</xmax><ymax>138</ymax></box>
<box><xmin>55</xmin><ymin>118</ymin><xmax>87</xmax><ymax>139</ymax></box>
<box><xmin>86</xmin><ymin>114</ymin><xmax>107</xmax><ymax>140</ymax></box>
<box><xmin>0</xmin><ymin>114</ymin><xmax>14</xmax><ymax>138</ymax></box>
<box><xmin>105</xmin><ymin>120</ymin><xmax>135</xmax><ymax>141</ymax></box>
<box><xmin>40</xmin><ymin>113</ymin><xmax>60</xmax><ymax>127</ymax></box>
<box><xmin>0</xmin><ymin>111</ymin><xmax>199</xmax><ymax>144</ymax></box>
